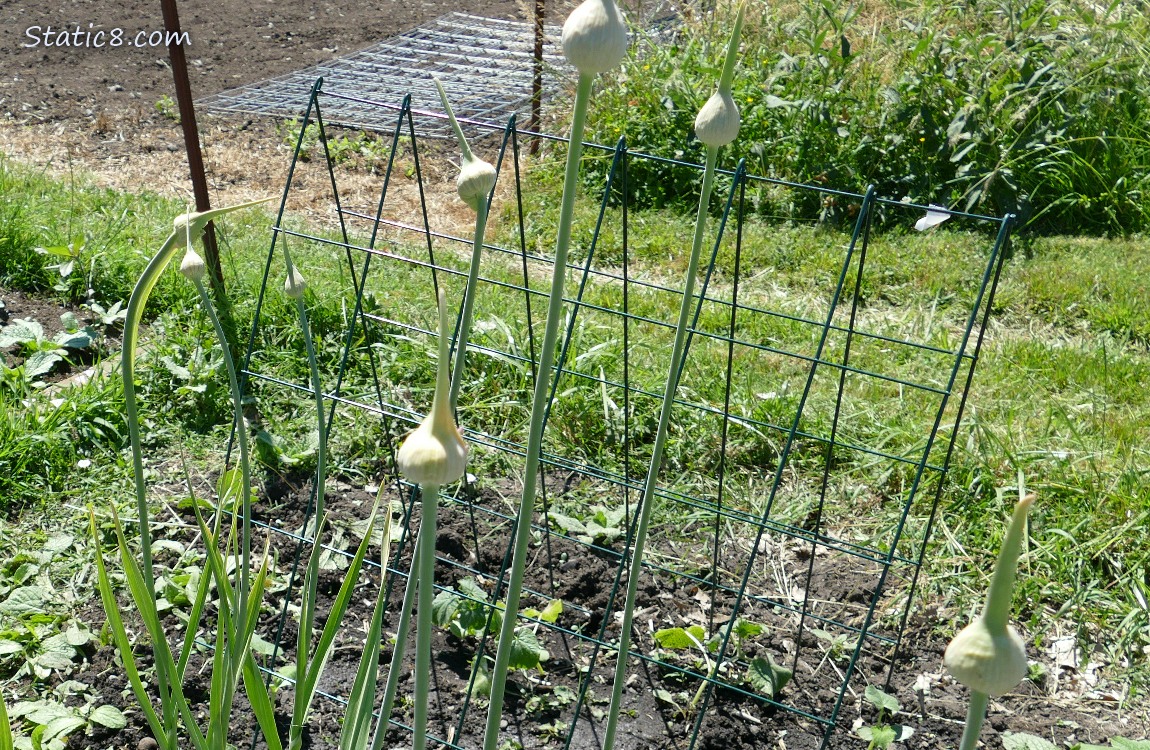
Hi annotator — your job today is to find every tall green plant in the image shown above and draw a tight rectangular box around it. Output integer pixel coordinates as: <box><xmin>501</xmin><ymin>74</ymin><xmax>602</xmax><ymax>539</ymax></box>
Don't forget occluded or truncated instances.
<box><xmin>93</xmin><ymin>198</ymin><xmax>281</xmax><ymax>750</ymax></box>
<box><xmin>481</xmin><ymin>2</ymin><xmax>628</xmax><ymax>749</ymax></box>
<box><xmin>601</xmin><ymin>6</ymin><xmax>745</xmax><ymax>748</ymax></box>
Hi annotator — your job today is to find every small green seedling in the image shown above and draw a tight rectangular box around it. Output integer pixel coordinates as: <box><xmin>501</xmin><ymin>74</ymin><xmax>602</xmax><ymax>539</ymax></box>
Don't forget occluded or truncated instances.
<box><xmin>0</xmin><ymin>315</ymin><xmax>98</xmax><ymax>380</ymax></box>
<box><xmin>855</xmin><ymin>685</ymin><xmax>914</xmax><ymax>750</ymax></box>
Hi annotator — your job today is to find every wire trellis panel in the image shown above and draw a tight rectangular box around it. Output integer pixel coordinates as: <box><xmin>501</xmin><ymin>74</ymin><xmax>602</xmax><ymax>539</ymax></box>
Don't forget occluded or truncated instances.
<box><xmin>239</xmin><ymin>78</ymin><xmax>1014</xmax><ymax>750</ymax></box>
<box><xmin>198</xmin><ymin>12</ymin><xmax>566</xmax><ymax>137</ymax></box>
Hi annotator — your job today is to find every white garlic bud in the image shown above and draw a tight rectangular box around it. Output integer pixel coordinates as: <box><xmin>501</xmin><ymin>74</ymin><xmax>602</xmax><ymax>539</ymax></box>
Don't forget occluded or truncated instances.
<box><xmin>693</xmin><ymin>3</ymin><xmax>746</xmax><ymax>149</ymax></box>
<box><xmin>944</xmin><ymin>620</ymin><xmax>1028</xmax><ymax>696</ymax></box>
<box><xmin>179</xmin><ymin>248</ymin><xmax>206</xmax><ymax>282</ymax></box>
<box><xmin>561</xmin><ymin>0</ymin><xmax>628</xmax><ymax>76</ymax></box>
<box><xmin>433</xmin><ymin>76</ymin><xmax>497</xmax><ymax>212</ymax></box>
<box><xmin>694</xmin><ymin>90</ymin><xmax>741</xmax><ymax>148</ymax></box>
<box><xmin>943</xmin><ymin>494</ymin><xmax>1035</xmax><ymax>697</ymax></box>
<box><xmin>457</xmin><ymin>158</ymin><xmax>497</xmax><ymax>212</ymax></box>
<box><xmin>396</xmin><ymin>289</ymin><xmax>468</xmax><ymax>486</ymax></box>
<box><xmin>284</xmin><ymin>265</ymin><xmax>307</xmax><ymax>299</ymax></box>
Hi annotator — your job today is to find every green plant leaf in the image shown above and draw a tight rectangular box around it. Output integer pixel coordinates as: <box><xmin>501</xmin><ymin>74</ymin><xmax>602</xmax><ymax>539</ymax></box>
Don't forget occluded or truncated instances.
<box><xmin>858</xmin><ymin>724</ymin><xmax>897</xmax><ymax>749</ymax></box>
<box><xmin>653</xmin><ymin>626</ymin><xmax>706</xmax><ymax>650</ymax></box>
<box><xmin>1113</xmin><ymin>740</ymin><xmax>1150</xmax><ymax>750</ymax></box>
<box><xmin>0</xmin><ymin>319</ymin><xmax>43</xmax><ymax>348</ymax></box>
<box><xmin>88</xmin><ymin>705</ymin><xmax>126</xmax><ymax>729</ymax></box>
<box><xmin>864</xmin><ymin>684</ymin><xmax>900</xmax><ymax>715</ymax></box>
<box><xmin>52</xmin><ymin>328</ymin><xmax>94</xmax><ymax>350</ymax></box>
<box><xmin>508</xmin><ymin>628</ymin><xmax>549</xmax><ymax>671</ymax></box>
<box><xmin>0</xmin><ymin>586</ymin><xmax>47</xmax><ymax>617</ymax></box>
<box><xmin>1003</xmin><ymin>732</ymin><xmax>1060</xmax><ymax>750</ymax></box>
<box><xmin>22</xmin><ymin>351</ymin><xmax>62</xmax><ymax>379</ymax></box>
<box><xmin>0</xmin><ymin>694</ymin><xmax>14</xmax><ymax>750</ymax></box>
<box><xmin>215</xmin><ymin>468</ymin><xmax>244</xmax><ymax>507</ymax></box>
<box><xmin>745</xmin><ymin>655</ymin><xmax>792</xmax><ymax>698</ymax></box>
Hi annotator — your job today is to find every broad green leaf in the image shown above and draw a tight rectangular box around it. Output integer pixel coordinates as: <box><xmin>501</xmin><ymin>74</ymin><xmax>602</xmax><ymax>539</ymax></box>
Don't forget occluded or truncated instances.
<box><xmin>16</xmin><ymin>702</ymin><xmax>70</xmax><ymax>726</ymax></box>
<box><xmin>0</xmin><ymin>641</ymin><xmax>23</xmax><ymax>655</ymax></box>
<box><xmin>40</xmin><ymin>714</ymin><xmax>85</xmax><ymax>744</ymax></box>
<box><xmin>0</xmin><ymin>320</ymin><xmax>42</xmax><ymax>348</ymax></box>
<box><xmin>0</xmin><ymin>587</ymin><xmax>47</xmax><ymax>617</ymax></box>
<box><xmin>746</xmin><ymin>655</ymin><xmax>792</xmax><ymax>698</ymax></box>
<box><xmin>88</xmin><ymin>705</ymin><xmax>126</xmax><ymax>729</ymax></box>
<box><xmin>431</xmin><ymin>590</ymin><xmax>461</xmax><ymax>628</ymax></box>
<box><xmin>22</xmin><ymin>350</ymin><xmax>62</xmax><ymax>379</ymax></box>
<box><xmin>733</xmin><ymin>619</ymin><xmax>765</xmax><ymax>639</ymax></box>
<box><xmin>52</xmin><ymin>329</ymin><xmax>93</xmax><ymax>350</ymax></box>
<box><xmin>58</xmin><ymin>313</ymin><xmax>81</xmax><ymax>334</ymax></box>
<box><xmin>62</xmin><ymin>624</ymin><xmax>90</xmax><ymax>648</ymax></box>
<box><xmin>508</xmin><ymin>628</ymin><xmax>549</xmax><ymax>671</ymax></box>
<box><xmin>1114</xmin><ymin>740</ymin><xmax>1150</xmax><ymax>750</ymax></box>
<box><xmin>864</xmin><ymin>684</ymin><xmax>900</xmax><ymax>715</ymax></box>
<box><xmin>42</xmin><ymin>535</ymin><xmax>74</xmax><ymax>555</ymax></box>
<box><xmin>1003</xmin><ymin>733</ymin><xmax>1060</xmax><ymax>750</ymax></box>
<box><xmin>653</xmin><ymin>625</ymin><xmax>706</xmax><ymax>650</ymax></box>
<box><xmin>538</xmin><ymin>599</ymin><xmax>563</xmax><ymax>624</ymax></box>
<box><xmin>858</xmin><ymin>724</ymin><xmax>897</xmax><ymax>749</ymax></box>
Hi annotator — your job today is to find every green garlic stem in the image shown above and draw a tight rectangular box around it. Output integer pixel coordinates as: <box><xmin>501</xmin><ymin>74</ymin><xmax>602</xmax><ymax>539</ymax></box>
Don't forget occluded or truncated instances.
<box><xmin>413</xmin><ymin>483</ymin><xmax>440</xmax><ymax>750</ymax></box>
<box><xmin>983</xmin><ymin>494</ymin><xmax>1034</xmax><ymax>633</ymax></box>
<box><xmin>433</xmin><ymin>77</ymin><xmax>475</xmax><ymax>163</ymax></box>
<box><xmin>481</xmin><ymin>71</ymin><xmax>595</xmax><ymax>750</ymax></box>
<box><xmin>718</xmin><ymin>3</ymin><xmax>746</xmax><ymax>93</ymax></box>
<box><xmin>193</xmin><ymin>278</ymin><xmax>254</xmax><ymax>657</ymax></box>
<box><xmin>285</xmin><ymin>245</ymin><xmax>327</xmax><ymax>750</ymax></box>
<box><xmin>450</xmin><ymin>197</ymin><xmax>490</xmax><ymax>413</ymax></box>
<box><xmin>959</xmin><ymin>690</ymin><xmax>989</xmax><ymax>750</ymax></box>
<box><xmin>602</xmin><ymin>145</ymin><xmax>720</xmax><ymax>750</ymax></box>
<box><xmin>371</xmin><ymin>534</ymin><xmax>420</xmax><ymax>750</ymax></box>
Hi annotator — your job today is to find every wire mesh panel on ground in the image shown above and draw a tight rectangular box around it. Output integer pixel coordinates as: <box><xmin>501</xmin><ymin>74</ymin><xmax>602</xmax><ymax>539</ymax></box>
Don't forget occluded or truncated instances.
<box><xmin>239</xmin><ymin>77</ymin><xmax>1014</xmax><ymax>750</ymax></box>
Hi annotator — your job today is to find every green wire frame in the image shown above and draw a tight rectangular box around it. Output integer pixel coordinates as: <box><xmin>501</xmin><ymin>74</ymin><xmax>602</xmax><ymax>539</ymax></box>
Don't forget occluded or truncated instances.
<box><xmin>239</xmin><ymin>77</ymin><xmax>1014</xmax><ymax>750</ymax></box>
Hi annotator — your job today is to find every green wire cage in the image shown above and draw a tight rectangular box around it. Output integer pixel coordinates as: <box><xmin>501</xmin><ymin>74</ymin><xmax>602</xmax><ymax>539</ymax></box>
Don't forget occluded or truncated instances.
<box><xmin>237</xmin><ymin>77</ymin><xmax>1014</xmax><ymax>750</ymax></box>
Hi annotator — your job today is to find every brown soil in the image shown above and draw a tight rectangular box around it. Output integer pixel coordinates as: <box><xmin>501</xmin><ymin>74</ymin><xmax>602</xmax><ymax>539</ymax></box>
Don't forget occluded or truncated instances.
<box><xmin>64</xmin><ymin>470</ymin><xmax>1150</xmax><ymax>750</ymax></box>
<box><xmin>0</xmin><ymin>0</ymin><xmax>528</xmax><ymax>223</ymax></box>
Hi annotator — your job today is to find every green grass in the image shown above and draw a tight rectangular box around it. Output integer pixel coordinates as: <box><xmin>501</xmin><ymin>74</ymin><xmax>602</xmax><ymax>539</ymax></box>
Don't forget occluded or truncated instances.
<box><xmin>578</xmin><ymin>0</ymin><xmax>1150</xmax><ymax>235</ymax></box>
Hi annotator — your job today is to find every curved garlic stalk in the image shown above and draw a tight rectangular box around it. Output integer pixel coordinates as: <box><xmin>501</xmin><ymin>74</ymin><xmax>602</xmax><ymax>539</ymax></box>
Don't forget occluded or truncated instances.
<box><xmin>944</xmin><ymin>494</ymin><xmax>1035</xmax><ymax>750</ymax></box>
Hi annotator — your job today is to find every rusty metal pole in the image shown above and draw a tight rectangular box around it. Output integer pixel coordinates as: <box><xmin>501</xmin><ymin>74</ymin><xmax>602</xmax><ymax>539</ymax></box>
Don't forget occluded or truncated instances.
<box><xmin>528</xmin><ymin>0</ymin><xmax>544</xmax><ymax>155</ymax></box>
<box><xmin>159</xmin><ymin>0</ymin><xmax>224</xmax><ymax>294</ymax></box>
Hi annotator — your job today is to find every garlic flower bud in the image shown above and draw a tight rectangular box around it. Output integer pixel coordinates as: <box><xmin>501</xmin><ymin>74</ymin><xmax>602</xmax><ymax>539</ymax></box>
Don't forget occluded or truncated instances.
<box><xmin>432</xmin><ymin>77</ymin><xmax>497</xmax><ymax>212</ymax></box>
<box><xmin>179</xmin><ymin>248</ymin><xmax>206</xmax><ymax>282</ymax></box>
<box><xmin>284</xmin><ymin>265</ymin><xmax>307</xmax><ymax>299</ymax></box>
<box><xmin>694</xmin><ymin>2</ymin><xmax>746</xmax><ymax>149</ymax></box>
<box><xmin>561</xmin><ymin>0</ymin><xmax>628</xmax><ymax>76</ymax></box>
<box><xmin>396</xmin><ymin>289</ymin><xmax>468</xmax><ymax>486</ymax></box>
<box><xmin>943</xmin><ymin>494</ymin><xmax>1035</xmax><ymax>696</ymax></box>
<box><xmin>694</xmin><ymin>91</ymin><xmax>740</xmax><ymax>149</ymax></box>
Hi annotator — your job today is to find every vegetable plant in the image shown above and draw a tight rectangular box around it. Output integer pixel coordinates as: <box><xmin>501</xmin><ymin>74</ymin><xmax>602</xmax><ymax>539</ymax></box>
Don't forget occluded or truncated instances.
<box><xmin>482</xmin><ymin>2</ymin><xmax>627</xmax><ymax>748</ymax></box>
<box><xmin>944</xmin><ymin>494</ymin><xmax>1035</xmax><ymax>750</ymax></box>
<box><xmin>601</xmin><ymin>6</ymin><xmax>745</xmax><ymax>747</ymax></box>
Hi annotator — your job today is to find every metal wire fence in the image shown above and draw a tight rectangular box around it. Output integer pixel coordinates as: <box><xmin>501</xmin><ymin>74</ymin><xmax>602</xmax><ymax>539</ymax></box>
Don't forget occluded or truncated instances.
<box><xmin>239</xmin><ymin>77</ymin><xmax>1014</xmax><ymax>750</ymax></box>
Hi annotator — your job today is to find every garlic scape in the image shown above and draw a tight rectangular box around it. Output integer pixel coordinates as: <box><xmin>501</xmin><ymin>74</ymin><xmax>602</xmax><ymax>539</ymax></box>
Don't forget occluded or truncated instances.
<box><xmin>394</xmin><ymin>288</ymin><xmax>466</xmax><ymax>750</ymax></box>
<box><xmin>601</xmin><ymin>8</ymin><xmax>745</xmax><ymax>749</ymax></box>
<box><xmin>432</xmin><ymin>76</ymin><xmax>497</xmax><ymax>411</ymax></box>
<box><xmin>432</xmin><ymin>77</ymin><xmax>497</xmax><ymax>213</ymax></box>
<box><xmin>560</xmin><ymin>0</ymin><xmax>628</xmax><ymax>76</ymax></box>
<box><xmin>944</xmin><ymin>493</ymin><xmax>1035</xmax><ymax>750</ymax></box>
<box><xmin>481</xmin><ymin>2</ymin><xmax>627</xmax><ymax>749</ymax></box>
<box><xmin>397</xmin><ymin>287</ymin><xmax>468</xmax><ymax>488</ymax></box>
<box><xmin>694</xmin><ymin>2</ymin><xmax>745</xmax><ymax>149</ymax></box>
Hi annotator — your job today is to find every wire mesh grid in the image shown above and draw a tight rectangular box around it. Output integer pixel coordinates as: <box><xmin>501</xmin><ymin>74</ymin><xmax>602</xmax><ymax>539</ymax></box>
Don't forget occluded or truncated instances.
<box><xmin>238</xmin><ymin>79</ymin><xmax>1013</xmax><ymax>750</ymax></box>
<box><xmin>198</xmin><ymin>12</ymin><xmax>567</xmax><ymax>137</ymax></box>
